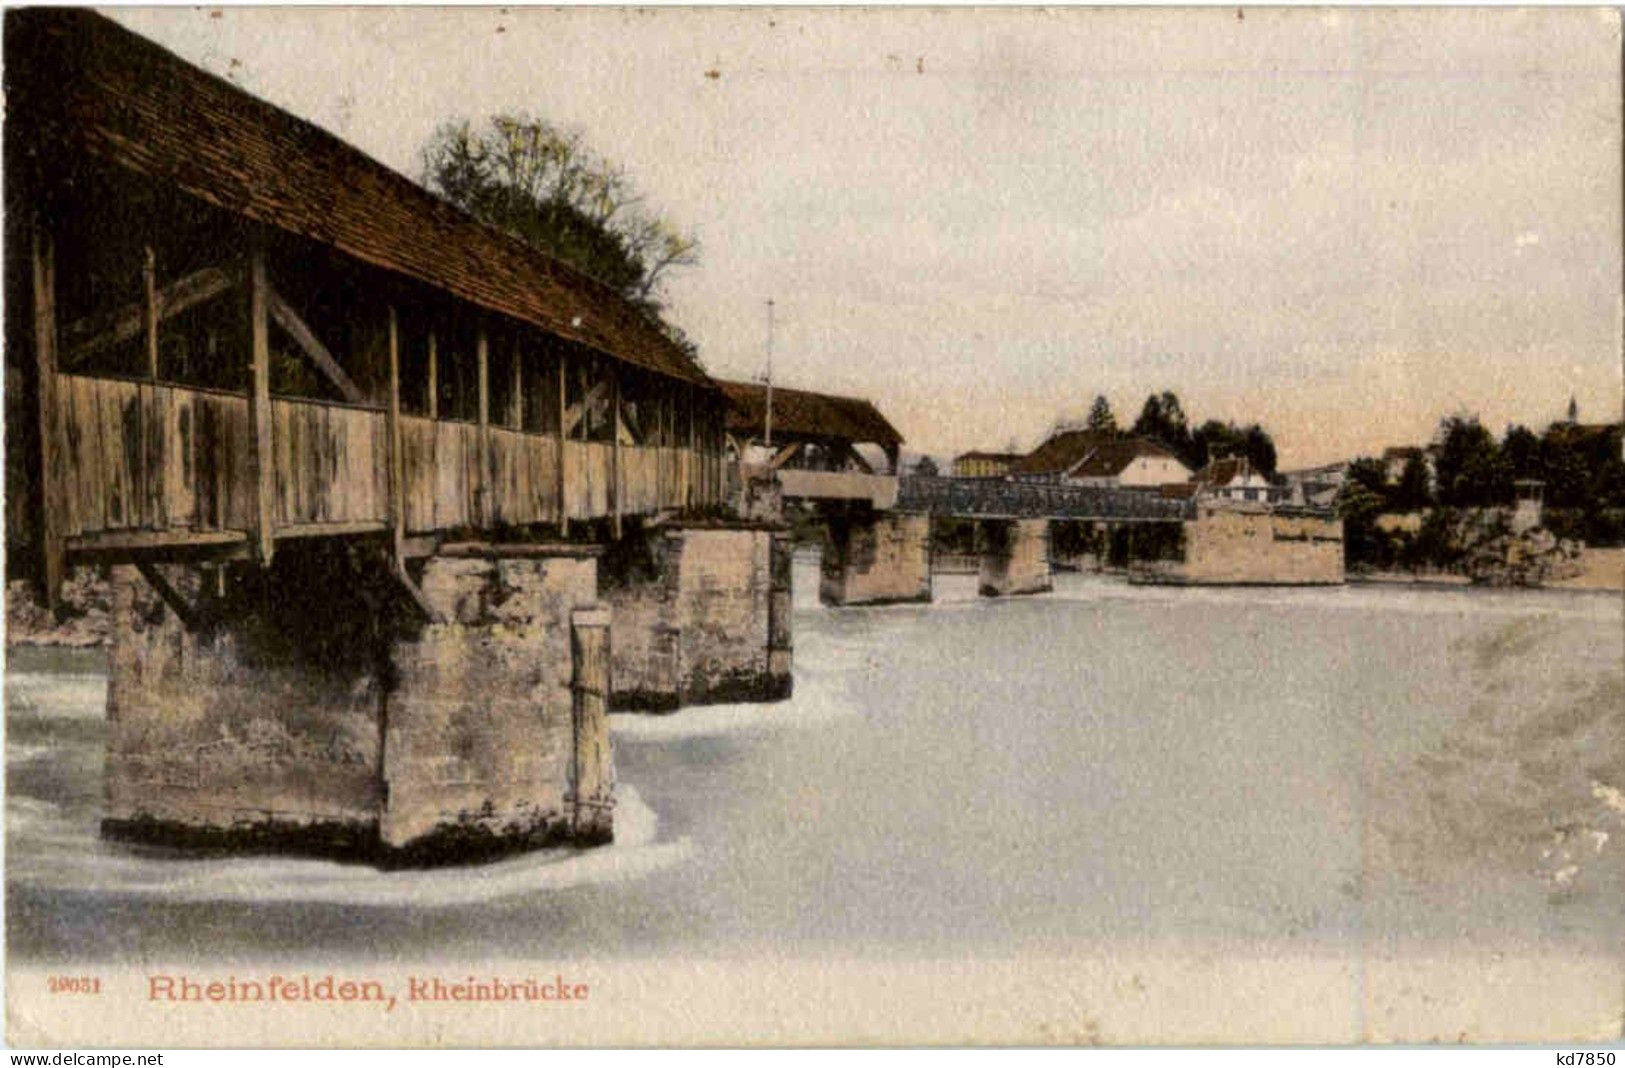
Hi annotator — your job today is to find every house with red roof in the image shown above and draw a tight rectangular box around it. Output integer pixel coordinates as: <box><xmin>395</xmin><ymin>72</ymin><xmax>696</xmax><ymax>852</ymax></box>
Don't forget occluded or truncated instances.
<box><xmin>1008</xmin><ymin>430</ymin><xmax>1192</xmax><ymax>490</ymax></box>
<box><xmin>1192</xmin><ymin>456</ymin><xmax>1277</xmax><ymax>505</ymax></box>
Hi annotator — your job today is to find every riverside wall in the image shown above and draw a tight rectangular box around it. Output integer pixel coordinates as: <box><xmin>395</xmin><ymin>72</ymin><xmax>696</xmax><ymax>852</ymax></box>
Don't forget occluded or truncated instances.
<box><xmin>1139</xmin><ymin>507</ymin><xmax>1345</xmax><ymax>586</ymax></box>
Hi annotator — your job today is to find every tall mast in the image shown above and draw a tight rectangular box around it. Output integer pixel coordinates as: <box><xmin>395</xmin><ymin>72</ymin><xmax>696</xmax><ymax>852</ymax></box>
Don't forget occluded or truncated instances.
<box><xmin>763</xmin><ymin>298</ymin><xmax>776</xmax><ymax>450</ymax></box>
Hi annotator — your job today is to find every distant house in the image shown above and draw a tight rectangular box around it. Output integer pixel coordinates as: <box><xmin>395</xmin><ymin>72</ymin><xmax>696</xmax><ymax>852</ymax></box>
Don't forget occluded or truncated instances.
<box><xmin>1193</xmin><ymin>456</ymin><xmax>1277</xmax><ymax>505</ymax></box>
<box><xmin>1008</xmin><ymin>430</ymin><xmax>1192</xmax><ymax>489</ymax></box>
<box><xmin>1007</xmin><ymin>430</ymin><xmax>1114</xmax><ymax>481</ymax></box>
<box><xmin>1378</xmin><ymin>443</ymin><xmax>1445</xmax><ymax>496</ymax></box>
<box><xmin>1381</xmin><ymin>446</ymin><xmax>1424</xmax><ymax>482</ymax></box>
<box><xmin>1546</xmin><ymin>421</ymin><xmax>1623</xmax><ymax>459</ymax></box>
<box><xmin>1069</xmin><ymin>438</ymin><xmax>1193</xmax><ymax>489</ymax></box>
<box><xmin>952</xmin><ymin>451</ymin><xmax>1023</xmax><ymax>479</ymax></box>
<box><xmin>1278</xmin><ymin>462</ymin><xmax>1347</xmax><ymax>508</ymax></box>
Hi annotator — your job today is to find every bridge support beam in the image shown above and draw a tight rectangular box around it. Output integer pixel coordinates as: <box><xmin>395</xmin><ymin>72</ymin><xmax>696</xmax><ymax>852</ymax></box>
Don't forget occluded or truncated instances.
<box><xmin>820</xmin><ymin>511</ymin><xmax>932</xmax><ymax>606</ymax></box>
<box><xmin>102</xmin><ymin>540</ymin><xmax>614</xmax><ymax>865</ymax></box>
<box><xmin>978</xmin><ymin>518</ymin><xmax>1053</xmax><ymax>598</ymax></box>
<box><xmin>605</xmin><ymin>524</ymin><xmax>793</xmax><ymax>712</ymax></box>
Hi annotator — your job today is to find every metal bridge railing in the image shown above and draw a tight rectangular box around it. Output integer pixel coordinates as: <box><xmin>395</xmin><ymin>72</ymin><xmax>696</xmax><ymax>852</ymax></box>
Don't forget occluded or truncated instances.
<box><xmin>894</xmin><ymin>477</ymin><xmax>1198</xmax><ymax>521</ymax></box>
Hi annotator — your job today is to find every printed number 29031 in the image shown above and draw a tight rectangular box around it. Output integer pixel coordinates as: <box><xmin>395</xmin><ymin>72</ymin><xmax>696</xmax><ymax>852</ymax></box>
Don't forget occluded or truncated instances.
<box><xmin>47</xmin><ymin>976</ymin><xmax>101</xmax><ymax>994</ymax></box>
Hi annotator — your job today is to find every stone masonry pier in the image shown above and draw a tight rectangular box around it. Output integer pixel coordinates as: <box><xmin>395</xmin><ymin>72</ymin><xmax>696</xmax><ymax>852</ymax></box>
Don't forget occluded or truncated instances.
<box><xmin>605</xmin><ymin>524</ymin><xmax>793</xmax><ymax>712</ymax></box>
<box><xmin>102</xmin><ymin>540</ymin><xmax>615</xmax><ymax>866</ymax></box>
<box><xmin>821</xmin><ymin>511</ymin><xmax>933</xmax><ymax>607</ymax></box>
<box><xmin>978</xmin><ymin>518</ymin><xmax>1054</xmax><ymax>597</ymax></box>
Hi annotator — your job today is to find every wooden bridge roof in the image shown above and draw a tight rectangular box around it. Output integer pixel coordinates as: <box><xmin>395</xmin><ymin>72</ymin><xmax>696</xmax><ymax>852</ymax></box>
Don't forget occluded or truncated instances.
<box><xmin>719</xmin><ymin>380</ymin><xmax>903</xmax><ymax>448</ymax></box>
<box><xmin>5</xmin><ymin>8</ymin><xmax>711</xmax><ymax>386</ymax></box>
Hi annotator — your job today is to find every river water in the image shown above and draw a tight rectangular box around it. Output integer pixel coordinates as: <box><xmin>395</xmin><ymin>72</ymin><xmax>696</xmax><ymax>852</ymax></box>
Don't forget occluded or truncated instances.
<box><xmin>7</xmin><ymin>559</ymin><xmax>1622</xmax><ymax>981</ymax></box>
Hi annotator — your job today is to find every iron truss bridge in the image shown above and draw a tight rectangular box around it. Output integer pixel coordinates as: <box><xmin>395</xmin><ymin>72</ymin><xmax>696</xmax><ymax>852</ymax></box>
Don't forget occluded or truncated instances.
<box><xmin>894</xmin><ymin>477</ymin><xmax>1198</xmax><ymax>522</ymax></box>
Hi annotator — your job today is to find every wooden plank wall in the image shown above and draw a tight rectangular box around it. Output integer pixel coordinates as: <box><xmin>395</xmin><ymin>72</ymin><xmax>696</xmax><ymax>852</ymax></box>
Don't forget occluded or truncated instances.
<box><xmin>56</xmin><ymin>373</ymin><xmax>726</xmax><ymax>543</ymax></box>
<box><xmin>622</xmin><ymin>447</ymin><xmax>659</xmax><ymax>515</ymax></box>
<box><xmin>55</xmin><ymin>373</ymin><xmax>254</xmax><ymax>537</ymax></box>
<box><xmin>271</xmin><ymin>399</ymin><xmax>388</xmax><ymax>526</ymax></box>
<box><xmin>564</xmin><ymin>441</ymin><xmax>614</xmax><ymax>520</ymax></box>
<box><xmin>487</xmin><ymin>425</ymin><xmax>561</xmax><ymax>528</ymax></box>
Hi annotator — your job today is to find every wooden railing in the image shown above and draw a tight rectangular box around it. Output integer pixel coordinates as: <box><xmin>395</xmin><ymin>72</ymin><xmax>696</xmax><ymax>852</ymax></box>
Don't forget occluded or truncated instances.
<box><xmin>53</xmin><ymin>371</ymin><xmax>723</xmax><ymax>548</ymax></box>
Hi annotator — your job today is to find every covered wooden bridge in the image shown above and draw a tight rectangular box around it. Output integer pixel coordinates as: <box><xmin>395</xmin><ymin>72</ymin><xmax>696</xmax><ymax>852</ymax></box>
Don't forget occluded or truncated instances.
<box><xmin>719</xmin><ymin>379</ymin><xmax>904</xmax><ymax>508</ymax></box>
<box><xmin>5</xmin><ymin>9</ymin><xmax>727</xmax><ymax>611</ymax></box>
<box><xmin>2</xmin><ymin>9</ymin><xmax>803</xmax><ymax>865</ymax></box>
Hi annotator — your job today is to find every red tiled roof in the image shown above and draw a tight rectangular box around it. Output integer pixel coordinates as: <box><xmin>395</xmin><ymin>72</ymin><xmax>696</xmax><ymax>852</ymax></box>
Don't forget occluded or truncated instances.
<box><xmin>5</xmin><ymin>8</ymin><xmax>710</xmax><ymax>384</ymax></box>
<box><xmin>1069</xmin><ymin>437</ymin><xmax>1180</xmax><ymax>479</ymax></box>
<box><xmin>1194</xmin><ymin>456</ymin><xmax>1271</xmax><ymax>487</ymax></box>
<box><xmin>1007</xmin><ymin>430</ymin><xmax>1115</xmax><ymax>476</ymax></box>
<box><xmin>719</xmin><ymin>380</ymin><xmax>903</xmax><ymax>447</ymax></box>
<box><xmin>1547</xmin><ymin>422</ymin><xmax>1622</xmax><ymax>445</ymax></box>
<box><xmin>954</xmin><ymin>451</ymin><xmax>1023</xmax><ymax>463</ymax></box>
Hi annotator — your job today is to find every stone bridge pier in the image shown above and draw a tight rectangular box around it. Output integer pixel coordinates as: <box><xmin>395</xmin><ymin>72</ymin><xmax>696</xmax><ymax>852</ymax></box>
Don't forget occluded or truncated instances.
<box><xmin>820</xmin><ymin>510</ymin><xmax>933</xmax><ymax>606</ymax></box>
<box><xmin>102</xmin><ymin>541</ymin><xmax>615</xmax><ymax>865</ymax></box>
<box><xmin>604</xmin><ymin>523</ymin><xmax>794</xmax><ymax>712</ymax></box>
<box><xmin>977</xmin><ymin>518</ymin><xmax>1054</xmax><ymax>597</ymax></box>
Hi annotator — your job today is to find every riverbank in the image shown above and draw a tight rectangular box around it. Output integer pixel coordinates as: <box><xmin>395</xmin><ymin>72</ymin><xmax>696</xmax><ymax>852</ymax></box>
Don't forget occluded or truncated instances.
<box><xmin>1548</xmin><ymin>545</ymin><xmax>1625</xmax><ymax>591</ymax></box>
<box><xmin>1352</xmin><ymin>545</ymin><xmax>1624</xmax><ymax>593</ymax></box>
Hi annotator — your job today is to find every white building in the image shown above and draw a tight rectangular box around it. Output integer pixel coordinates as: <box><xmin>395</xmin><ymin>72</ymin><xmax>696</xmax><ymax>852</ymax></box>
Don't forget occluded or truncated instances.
<box><xmin>1195</xmin><ymin>456</ymin><xmax>1277</xmax><ymax>505</ymax></box>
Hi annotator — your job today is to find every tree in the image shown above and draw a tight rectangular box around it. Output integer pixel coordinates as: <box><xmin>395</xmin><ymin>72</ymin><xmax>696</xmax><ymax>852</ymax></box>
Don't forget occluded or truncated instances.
<box><xmin>1392</xmin><ymin>453</ymin><xmax>1433</xmax><ymax>512</ymax></box>
<box><xmin>1191</xmin><ymin>419</ymin><xmax>1239</xmax><ymax>468</ymax></box>
<box><xmin>1336</xmin><ymin>466</ymin><xmax>1391</xmax><ymax>567</ymax></box>
<box><xmin>1132</xmin><ymin>391</ymin><xmax>1197</xmax><ymax>468</ymax></box>
<box><xmin>1242</xmin><ymin>424</ymin><xmax>1278</xmax><ymax>479</ymax></box>
<box><xmin>421</xmin><ymin>114</ymin><xmax>700</xmax><ymax>320</ymax></box>
<box><xmin>1129</xmin><ymin>391</ymin><xmax>1282</xmax><ymax>475</ymax></box>
<box><xmin>1086</xmin><ymin>395</ymin><xmax>1118</xmax><ymax>435</ymax></box>
<box><xmin>1190</xmin><ymin>419</ymin><xmax>1278</xmax><ymax>478</ymax></box>
<box><xmin>1500</xmin><ymin>425</ymin><xmax>1542</xmax><ymax>481</ymax></box>
<box><xmin>1344</xmin><ymin>457</ymin><xmax>1392</xmax><ymax>505</ymax></box>
<box><xmin>914</xmin><ymin>456</ymin><xmax>940</xmax><ymax>478</ymax></box>
<box><xmin>1433</xmin><ymin>415</ymin><xmax>1510</xmax><ymax>507</ymax></box>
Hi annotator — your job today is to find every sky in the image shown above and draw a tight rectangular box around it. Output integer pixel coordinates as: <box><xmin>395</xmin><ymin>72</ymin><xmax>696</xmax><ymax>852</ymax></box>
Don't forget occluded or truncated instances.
<box><xmin>110</xmin><ymin>6</ymin><xmax>1622</xmax><ymax>469</ymax></box>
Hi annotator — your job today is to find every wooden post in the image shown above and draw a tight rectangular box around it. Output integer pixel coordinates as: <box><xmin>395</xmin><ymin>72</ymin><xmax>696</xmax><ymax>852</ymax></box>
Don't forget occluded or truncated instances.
<box><xmin>611</xmin><ymin>368</ymin><xmax>622</xmax><ymax>540</ymax></box>
<box><xmin>386</xmin><ymin>306</ymin><xmax>405</xmax><ymax>567</ymax></box>
<box><xmin>556</xmin><ymin>350</ymin><xmax>569</xmax><ymax>536</ymax></box>
<box><xmin>142</xmin><ymin>246</ymin><xmax>159</xmax><ymax>380</ymax></box>
<box><xmin>141</xmin><ymin>246</ymin><xmax>159</xmax><ymax>529</ymax></box>
<box><xmin>31</xmin><ymin>221</ymin><xmax>65</xmax><ymax>611</ymax></box>
<box><xmin>650</xmin><ymin>376</ymin><xmax>661</xmax><ymax>507</ymax></box>
<box><xmin>767</xmin><ymin>532</ymin><xmax>794</xmax><ymax>694</ymax></box>
<box><xmin>425</xmin><ymin>329</ymin><xmax>438</xmax><ymax>421</ymax></box>
<box><xmin>569</xmin><ymin>604</ymin><xmax>613</xmax><ymax>839</ymax></box>
<box><xmin>511</xmin><ymin>337</ymin><xmax>524</xmax><ymax>429</ymax></box>
<box><xmin>247</xmin><ymin>246</ymin><xmax>276</xmax><ymax>565</ymax></box>
<box><xmin>687</xmin><ymin>383</ymin><xmax>696</xmax><ymax>510</ymax></box>
<box><xmin>475</xmin><ymin>324</ymin><xmax>489</xmax><ymax>529</ymax></box>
